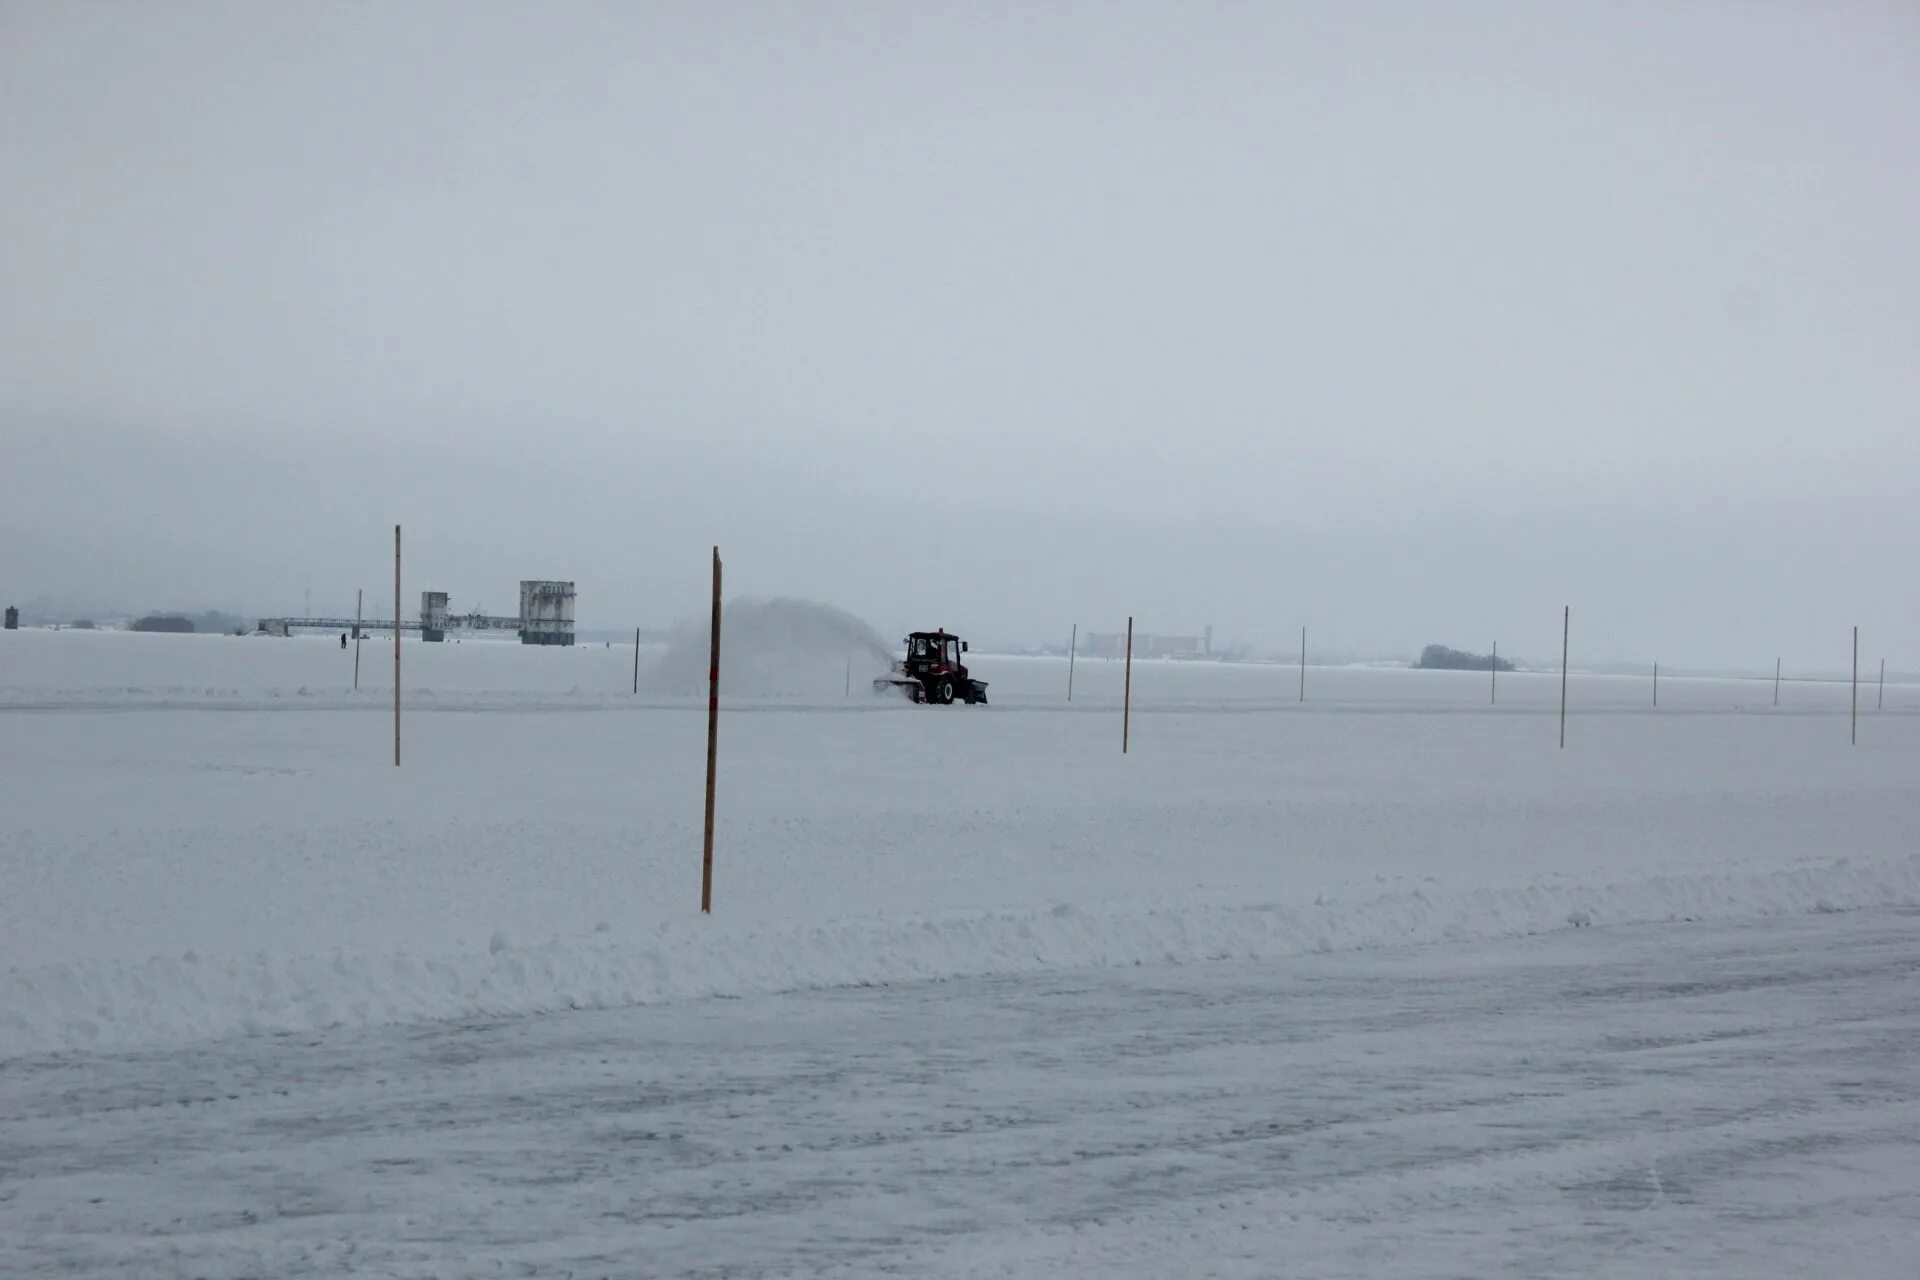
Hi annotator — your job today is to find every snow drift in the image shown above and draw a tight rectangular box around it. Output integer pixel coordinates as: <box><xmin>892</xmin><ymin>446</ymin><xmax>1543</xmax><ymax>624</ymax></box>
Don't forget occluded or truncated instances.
<box><xmin>5</xmin><ymin>855</ymin><xmax>1917</xmax><ymax>1059</ymax></box>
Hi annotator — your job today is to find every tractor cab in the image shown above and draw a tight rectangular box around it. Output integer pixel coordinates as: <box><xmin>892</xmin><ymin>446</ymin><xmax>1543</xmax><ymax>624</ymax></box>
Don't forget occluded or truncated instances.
<box><xmin>905</xmin><ymin>631</ymin><xmax>965</xmax><ymax>673</ymax></box>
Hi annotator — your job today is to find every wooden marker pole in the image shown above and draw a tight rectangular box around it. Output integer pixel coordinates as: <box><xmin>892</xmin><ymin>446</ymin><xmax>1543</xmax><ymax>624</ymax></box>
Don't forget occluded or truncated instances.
<box><xmin>393</xmin><ymin>525</ymin><xmax>402</xmax><ymax>768</ymax></box>
<box><xmin>1558</xmin><ymin>605</ymin><xmax>1569</xmax><ymax>749</ymax></box>
<box><xmin>1298</xmin><ymin>625</ymin><xmax>1306</xmax><ymax>703</ymax></box>
<box><xmin>845</xmin><ymin>649</ymin><xmax>851</xmax><ymax>698</ymax></box>
<box><xmin>1774</xmin><ymin>657</ymin><xmax>1781</xmax><ymax>707</ymax></box>
<box><xmin>1653</xmin><ymin>661</ymin><xmax>1659</xmax><ymax>708</ymax></box>
<box><xmin>701</xmin><ymin>547</ymin><xmax>722</xmax><ymax>913</ymax></box>
<box><xmin>353</xmin><ymin>589</ymin><xmax>363</xmax><ymax>691</ymax></box>
<box><xmin>1851</xmin><ymin>626</ymin><xmax>1858</xmax><ymax>746</ymax></box>
<box><xmin>1122</xmin><ymin>616</ymin><xmax>1133</xmax><ymax>754</ymax></box>
<box><xmin>1068</xmin><ymin>623</ymin><xmax>1077</xmax><ymax>702</ymax></box>
<box><xmin>1879</xmin><ymin>658</ymin><xmax>1885</xmax><ymax>711</ymax></box>
<box><xmin>1491</xmin><ymin>640</ymin><xmax>1498</xmax><ymax>705</ymax></box>
<box><xmin>633</xmin><ymin>627</ymin><xmax>641</xmax><ymax>695</ymax></box>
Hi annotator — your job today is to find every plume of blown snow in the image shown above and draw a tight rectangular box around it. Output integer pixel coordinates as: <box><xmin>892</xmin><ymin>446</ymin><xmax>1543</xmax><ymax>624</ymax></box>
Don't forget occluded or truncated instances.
<box><xmin>649</xmin><ymin>598</ymin><xmax>899</xmax><ymax>696</ymax></box>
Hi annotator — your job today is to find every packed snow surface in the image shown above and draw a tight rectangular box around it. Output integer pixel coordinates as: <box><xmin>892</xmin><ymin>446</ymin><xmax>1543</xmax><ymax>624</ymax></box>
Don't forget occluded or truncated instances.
<box><xmin>1</xmin><ymin>627</ymin><xmax>1915</xmax><ymax>1057</ymax></box>
<box><xmin>4</xmin><ymin>911</ymin><xmax>1917</xmax><ymax>1278</ymax></box>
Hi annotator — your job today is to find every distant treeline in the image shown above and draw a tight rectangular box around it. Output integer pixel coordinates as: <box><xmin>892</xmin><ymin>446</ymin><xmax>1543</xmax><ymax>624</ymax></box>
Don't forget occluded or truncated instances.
<box><xmin>130</xmin><ymin>614</ymin><xmax>195</xmax><ymax>633</ymax></box>
<box><xmin>129</xmin><ymin>610</ymin><xmax>250</xmax><ymax>635</ymax></box>
<box><xmin>1416</xmin><ymin>644</ymin><xmax>1514</xmax><ymax>672</ymax></box>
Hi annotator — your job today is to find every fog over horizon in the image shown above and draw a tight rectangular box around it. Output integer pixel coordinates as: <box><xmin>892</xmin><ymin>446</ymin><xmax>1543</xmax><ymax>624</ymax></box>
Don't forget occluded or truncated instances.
<box><xmin>4</xmin><ymin>2</ymin><xmax>1915</xmax><ymax>670</ymax></box>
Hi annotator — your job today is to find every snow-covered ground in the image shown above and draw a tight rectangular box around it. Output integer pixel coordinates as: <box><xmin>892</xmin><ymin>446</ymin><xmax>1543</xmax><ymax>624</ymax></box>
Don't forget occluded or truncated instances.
<box><xmin>1</xmin><ymin>628</ymin><xmax>1915</xmax><ymax>1056</ymax></box>
<box><xmin>4</xmin><ymin>910</ymin><xmax>1916</xmax><ymax>1278</ymax></box>
<box><xmin>3</xmin><ymin>628</ymin><xmax>1918</xmax><ymax>1275</ymax></box>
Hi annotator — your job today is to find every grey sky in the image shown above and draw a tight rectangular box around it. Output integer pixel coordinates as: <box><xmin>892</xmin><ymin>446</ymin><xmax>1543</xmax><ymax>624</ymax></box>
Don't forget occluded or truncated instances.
<box><xmin>3</xmin><ymin>1</ymin><xmax>1915</xmax><ymax>668</ymax></box>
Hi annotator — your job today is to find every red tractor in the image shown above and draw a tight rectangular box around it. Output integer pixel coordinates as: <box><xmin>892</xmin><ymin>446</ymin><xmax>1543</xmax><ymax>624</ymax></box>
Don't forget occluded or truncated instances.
<box><xmin>875</xmin><ymin>630</ymin><xmax>989</xmax><ymax>705</ymax></box>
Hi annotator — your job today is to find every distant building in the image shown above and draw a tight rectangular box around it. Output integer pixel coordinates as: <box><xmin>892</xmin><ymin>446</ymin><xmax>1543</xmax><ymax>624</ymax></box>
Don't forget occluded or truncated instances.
<box><xmin>1081</xmin><ymin>629</ymin><xmax>1210</xmax><ymax>659</ymax></box>
<box><xmin>3</xmin><ymin>606</ymin><xmax>16</xmax><ymax>631</ymax></box>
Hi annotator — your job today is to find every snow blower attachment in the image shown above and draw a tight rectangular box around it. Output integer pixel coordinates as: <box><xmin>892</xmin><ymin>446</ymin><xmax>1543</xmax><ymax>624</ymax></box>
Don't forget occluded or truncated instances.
<box><xmin>875</xmin><ymin>630</ymin><xmax>989</xmax><ymax>705</ymax></box>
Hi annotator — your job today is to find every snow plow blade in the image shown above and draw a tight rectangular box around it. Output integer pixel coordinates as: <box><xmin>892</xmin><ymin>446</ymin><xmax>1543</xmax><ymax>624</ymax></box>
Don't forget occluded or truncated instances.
<box><xmin>873</xmin><ymin>677</ymin><xmax>925</xmax><ymax>703</ymax></box>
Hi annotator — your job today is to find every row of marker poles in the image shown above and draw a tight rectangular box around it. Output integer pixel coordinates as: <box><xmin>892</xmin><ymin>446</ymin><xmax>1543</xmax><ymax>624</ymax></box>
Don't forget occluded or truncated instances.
<box><xmin>688</xmin><ymin>593</ymin><xmax>1897</xmax><ymax>906</ymax></box>
<box><xmin>367</xmin><ymin>548</ymin><xmax>1879</xmax><ymax>898</ymax></box>
<box><xmin>1088</xmin><ymin>609</ymin><xmax>1890</xmax><ymax>756</ymax></box>
<box><xmin>1551</xmin><ymin>610</ymin><xmax>1894</xmax><ymax>747</ymax></box>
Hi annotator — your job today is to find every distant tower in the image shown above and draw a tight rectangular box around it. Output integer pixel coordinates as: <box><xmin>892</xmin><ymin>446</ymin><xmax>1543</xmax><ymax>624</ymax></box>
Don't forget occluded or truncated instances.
<box><xmin>517</xmin><ymin>580</ymin><xmax>577</xmax><ymax>646</ymax></box>
<box><xmin>1203</xmin><ymin>624</ymin><xmax>1213</xmax><ymax>655</ymax></box>
<box><xmin>419</xmin><ymin>591</ymin><xmax>450</xmax><ymax>643</ymax></box>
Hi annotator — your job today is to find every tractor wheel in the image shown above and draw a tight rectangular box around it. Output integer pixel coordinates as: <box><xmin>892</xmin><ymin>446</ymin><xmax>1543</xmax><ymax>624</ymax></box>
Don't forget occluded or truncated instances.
<box><xmin>937</xmin><ymin>679</ymin><xmax>955</xmax><ymax>705</ymax></box>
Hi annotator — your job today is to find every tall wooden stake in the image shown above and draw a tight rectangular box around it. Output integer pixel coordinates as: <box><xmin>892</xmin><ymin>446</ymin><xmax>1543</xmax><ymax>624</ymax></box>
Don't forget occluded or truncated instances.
<box><xmin>393</xmin><ymin>525</ymin><xmax>401</xmax><ymax>768</ymax></box>
<box><xmin>1653</xmin><ymin>661</ymin><xmax>1659</xmax><ymax>708</ymax></box>
<box><xmin>353</xmin><ymin>588</ymin><xmax>363</xmax><ymax>691</ymax></box>
<box><xmin>1067</xmin><ymin>623</ymin><xmax>1077</xmax><ymax>702</ymax></box>
<box><xmin>701</xmin><ymin>547</ymin><xmax>722</xmax><ymax>913</ymax></box>
<box><xmin>633</xmin><ymin>626</ymin><xmax>641</xmax><ymax>694</ymax></box>
<box><xmin>1122</xmin><ymin>617</ymin><xmax>1133</xmax><ymax>754</ymax></box>
<box><xmin>1558</xmin><ymin>605</ymin><xmax>1569</xmax><ymax>749</ymax></box>
<box><xmin>1851</xmin><ymin>626</ymin><xmax>1858</xmax><ymax>746</ymax></box>
<box><xmin>1774</xmin><ymin>657</ymin><xmax>1781</xmax><ymax>707</ymax></box>
<box><xmin>1490</xmin><ymin>640</ymin><xmax>1497</xmax><ymax>705</ymax></box>
<box><xmin>1298</xmin><ymin>625</ymin><xmax>1306</xmax><ymax>702</ymax></box>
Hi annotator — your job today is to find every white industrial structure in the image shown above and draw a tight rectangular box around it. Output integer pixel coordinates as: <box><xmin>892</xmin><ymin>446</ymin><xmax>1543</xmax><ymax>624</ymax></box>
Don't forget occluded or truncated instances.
<box><xmin>516</xmin><ymin>580</ymin><xmax>577</xmax><ymax>647</ymax></box>
<box><xmin>259</xmin><ymin>579</ymin><xmax>578</xmax><ymax>646</ymax></box>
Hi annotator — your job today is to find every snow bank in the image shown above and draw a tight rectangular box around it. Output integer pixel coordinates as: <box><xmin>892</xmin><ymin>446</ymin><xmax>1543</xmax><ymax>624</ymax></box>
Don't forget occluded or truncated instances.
<box><xmin>6</xmin><ymin>855</ymin><xmax>1916</xmax><ymax>1059</ymax></box>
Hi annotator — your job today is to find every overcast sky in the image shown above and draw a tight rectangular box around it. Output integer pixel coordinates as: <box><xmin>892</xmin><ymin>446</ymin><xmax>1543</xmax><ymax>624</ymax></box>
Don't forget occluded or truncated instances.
<box><xmin>3</xmin><ymin>1</ymin><xmax>1915</xmax><ymax>667</ymax></box>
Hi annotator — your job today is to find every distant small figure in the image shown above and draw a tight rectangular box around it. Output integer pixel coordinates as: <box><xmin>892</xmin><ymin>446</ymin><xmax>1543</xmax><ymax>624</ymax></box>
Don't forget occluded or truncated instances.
<box><xmin>340</xmin><ymin>633</ymin><xmax>348</xmax><ymax>649</ymax></box>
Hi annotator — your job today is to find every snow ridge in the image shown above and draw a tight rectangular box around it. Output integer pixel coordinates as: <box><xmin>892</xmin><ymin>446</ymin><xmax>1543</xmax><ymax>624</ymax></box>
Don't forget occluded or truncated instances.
<box><xmin>4</xmin><ymin>855</ymin><xmax>1916</xmax><ymax>1059</ymax></box>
